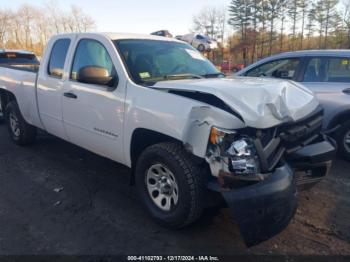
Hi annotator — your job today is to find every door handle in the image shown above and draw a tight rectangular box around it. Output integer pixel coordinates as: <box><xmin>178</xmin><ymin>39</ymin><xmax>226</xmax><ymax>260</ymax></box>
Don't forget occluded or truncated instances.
<box><xmin>64</xmin><ymin>92</ymin><xmax>77</xmax><ymax>99</ymax></box>
<box><xmin>343</xmin><ymin>88</ymin><xmax>350</xmax><ymax>95</ymax></box>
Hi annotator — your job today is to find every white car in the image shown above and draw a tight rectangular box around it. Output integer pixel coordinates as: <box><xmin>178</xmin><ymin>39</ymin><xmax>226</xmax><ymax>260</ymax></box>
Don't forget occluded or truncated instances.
<box><xmin>180</xmin><ymin>33</ymin><xmax>218</xmax><ymax>52</ymax></box>
<box><xmin>0</xmin><ymin>32</ymin><xmax>335</xmax><ymax>246</ymax></box>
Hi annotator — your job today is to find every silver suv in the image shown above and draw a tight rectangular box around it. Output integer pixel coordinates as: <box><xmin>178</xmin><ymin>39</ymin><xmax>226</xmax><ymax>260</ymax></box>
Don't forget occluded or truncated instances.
<box><xmin>237</xmin><ymin>50</ymin><xmax>350</xmax><ymax>160</ymax></box>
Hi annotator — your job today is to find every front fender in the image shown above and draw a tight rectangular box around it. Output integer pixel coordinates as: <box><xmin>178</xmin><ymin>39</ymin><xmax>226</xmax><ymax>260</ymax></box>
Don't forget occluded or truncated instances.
<box><xmin>123</xmin><ymin>82</ymin><xmax>245</xmax><ymax>166</ymax></box>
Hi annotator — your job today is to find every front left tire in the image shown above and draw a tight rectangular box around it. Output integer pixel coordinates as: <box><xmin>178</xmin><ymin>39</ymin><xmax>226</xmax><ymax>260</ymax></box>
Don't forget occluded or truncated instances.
<box><xmin>135</xmin><ymin>142</ymin><xmax>206</xmax><ymax>228</ymax></box>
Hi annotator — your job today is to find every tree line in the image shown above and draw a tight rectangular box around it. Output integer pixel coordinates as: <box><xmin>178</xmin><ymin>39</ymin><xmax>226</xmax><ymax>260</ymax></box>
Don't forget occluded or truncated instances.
<box><xmin>193</xmin><ymin>0</ymin><xmax>350</xmax><ymax>65</ymax></box>
<box><xmin>0</xmin><ymin>1</ymin><xmax>95</xmax><ymax>55</ymax></box>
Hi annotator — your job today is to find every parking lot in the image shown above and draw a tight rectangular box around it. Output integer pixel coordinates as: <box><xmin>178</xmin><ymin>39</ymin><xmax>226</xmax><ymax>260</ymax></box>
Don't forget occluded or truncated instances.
<box><xmin>0</xmin><ymin>123</ymin><xmax>349</xmax><ymax>255</ymax></box>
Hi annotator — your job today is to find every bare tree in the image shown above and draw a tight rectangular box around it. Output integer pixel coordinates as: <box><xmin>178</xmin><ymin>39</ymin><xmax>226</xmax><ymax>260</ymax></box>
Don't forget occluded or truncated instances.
<box><xmin>0</xmin><ymin>2</ymin><xmax>95</xmax><ymax>55</ymax></box>
<box><xmin>45</xmin><ymin>0</ymin><xmax>63</xmax><ymax>34</ymax></box>
<box><xmin>0</xmin><ymin>10</ymin><xmax>11</xmax><ymax>48</ymax></box>
<box><xmin>192</xmin><ymin>6</ymin><xmax>226</xmax><ymax>40</ymax></box>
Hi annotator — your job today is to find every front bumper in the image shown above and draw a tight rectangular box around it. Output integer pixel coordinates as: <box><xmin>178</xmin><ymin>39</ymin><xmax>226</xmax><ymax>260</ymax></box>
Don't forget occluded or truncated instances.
<box><xmin>221</xmin><ymin>164</ymin><xmax>297</xmax><ymax>247</ymax></box>
<box><xmin>209</xmin><ymin>137</ymin><xmax>336</xmax><ymax>247</ymax></box>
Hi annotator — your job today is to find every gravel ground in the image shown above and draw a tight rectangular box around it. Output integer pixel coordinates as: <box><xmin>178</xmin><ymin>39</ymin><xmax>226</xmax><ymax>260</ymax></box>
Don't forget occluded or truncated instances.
<box><xmin>0</xmin><ymin>124</ymin><xmax>349</xmax><ymax>255</ymax></box>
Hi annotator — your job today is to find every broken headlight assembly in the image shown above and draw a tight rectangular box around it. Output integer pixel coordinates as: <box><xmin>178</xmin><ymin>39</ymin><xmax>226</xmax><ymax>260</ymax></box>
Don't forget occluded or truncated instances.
<box><xmin>207</xmin><ymin>127</ymin><xmax>261</xmax><ymax>180</ymax></box>
<box><xmin>227</xmin><ymin>138</ymin><xmax>260</xmax><ymax>175</ymax></box>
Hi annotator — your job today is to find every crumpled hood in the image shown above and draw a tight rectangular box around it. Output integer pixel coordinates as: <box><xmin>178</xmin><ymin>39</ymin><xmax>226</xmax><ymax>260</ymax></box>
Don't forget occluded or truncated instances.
<box><xmin>152</xmin><ymin>76</ymin><xmax>319</xmax><ymax>129</ymax></box>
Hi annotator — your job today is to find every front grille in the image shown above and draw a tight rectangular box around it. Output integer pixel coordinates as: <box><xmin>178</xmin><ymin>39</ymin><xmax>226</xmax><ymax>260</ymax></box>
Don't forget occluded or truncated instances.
<box><xmin>255</xmin><ymin>106</ymin><xmax>324</xmax><ymax>173</ymax></box>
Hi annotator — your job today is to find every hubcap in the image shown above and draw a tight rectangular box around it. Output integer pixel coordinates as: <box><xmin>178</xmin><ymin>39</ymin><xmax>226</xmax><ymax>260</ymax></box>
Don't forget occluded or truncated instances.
<box><xmin>344</xmin><ymin>130</ymin><xmax>350</xmax><ymax>153</ymax></box>
<box><xmin>9</xmin><ymin>112</ymin><xmax>20</xmax><ymax>137</ymax></box>
<box><xmin>145</xmin><ymin>163</ymin><xmax>179</xmax><ymax>211</ymax></box>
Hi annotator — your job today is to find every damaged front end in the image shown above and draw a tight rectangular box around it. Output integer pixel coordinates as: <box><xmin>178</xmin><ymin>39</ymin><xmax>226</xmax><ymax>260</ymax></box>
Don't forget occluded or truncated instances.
<box><xmin>205</xmin><ymin>106</ymin><xmax>336</xmax><ymax>247</ymax></box>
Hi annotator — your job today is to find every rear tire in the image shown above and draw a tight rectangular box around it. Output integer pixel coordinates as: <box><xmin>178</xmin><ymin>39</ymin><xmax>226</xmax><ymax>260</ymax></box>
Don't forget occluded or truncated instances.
<box><xmin>335</xmin><ymin>119</ymin><xmax>350</xmax><ymax>161</ymax></box>
<box><xmin>5</xmin><ymin>101</ymin><xmax>37</xmax><ymax>145</ymax></box>
<box><xmin>135</xmin><ymin>142</ymin><xmax>206</xmax><ymax>228</ymax></box>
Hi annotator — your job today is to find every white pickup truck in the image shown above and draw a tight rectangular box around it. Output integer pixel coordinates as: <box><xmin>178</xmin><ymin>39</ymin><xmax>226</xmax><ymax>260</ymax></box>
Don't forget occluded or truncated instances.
<box><xmin>0</xmin><ymin>33</ymin><xmax>336</xmax><ymax>246</ymax></box>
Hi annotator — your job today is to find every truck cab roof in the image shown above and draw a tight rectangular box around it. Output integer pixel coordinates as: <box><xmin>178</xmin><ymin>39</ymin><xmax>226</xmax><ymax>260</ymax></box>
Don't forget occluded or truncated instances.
<box><xmin>51</xmin><ymin>32</ymin><xmax>182</xmax><ymax>43</ymax></box>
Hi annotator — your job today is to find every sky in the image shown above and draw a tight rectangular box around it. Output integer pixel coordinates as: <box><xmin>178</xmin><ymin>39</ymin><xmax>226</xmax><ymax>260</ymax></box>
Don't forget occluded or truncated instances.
<box><xmin>0</xmin><ymin>0</ymin><xmax>231</xmax><ymax>36</ymax></box>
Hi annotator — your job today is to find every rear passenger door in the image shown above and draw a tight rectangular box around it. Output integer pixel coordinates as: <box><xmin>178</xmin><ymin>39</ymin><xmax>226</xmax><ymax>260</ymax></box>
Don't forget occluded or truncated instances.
<box><xmin>37</xmin><ymin>36</ymin><xmax>74</xmax><ymax>139</ymax></box>
<box><xmin>301</xmin><ymin>57</ymin><xmax>350</xmax><ymax>94</ymax></box>
<box><xmin>300</xmin><ymin>56</ymin><xmax>350</xmax><ymax>128</ymax></box>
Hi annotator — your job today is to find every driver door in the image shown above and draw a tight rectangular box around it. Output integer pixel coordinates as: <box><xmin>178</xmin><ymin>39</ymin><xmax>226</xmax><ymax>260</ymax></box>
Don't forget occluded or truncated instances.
<box><xmin>62</xmin><ymin>37</ymin><xmax>125</xmax><ymax>163</ymax></box>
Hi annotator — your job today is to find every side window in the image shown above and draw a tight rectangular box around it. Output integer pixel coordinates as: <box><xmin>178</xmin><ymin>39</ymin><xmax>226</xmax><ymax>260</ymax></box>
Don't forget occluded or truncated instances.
<box><xmin>196</xmin><ymin>35</ymin><xmax>204</xmax><ymax>40</ymax></box>
<box><xmin>70</xmin><ymin>39</ymin><xmax>115</xmax><ymax>82</ymax></box>
<box><xmin>48</xmin><ymin>39</ymin><xmax>71</xmax><ymax>78</ymax></box>
<box><xmin>304</xmin><ymin>57</ymin><xmax>350</xmax><ymax>82</ymax></box>
<box><xmin>246</xmin><ymin>58</ymin><xmax>300</xmax><ymax>80</ymax></box>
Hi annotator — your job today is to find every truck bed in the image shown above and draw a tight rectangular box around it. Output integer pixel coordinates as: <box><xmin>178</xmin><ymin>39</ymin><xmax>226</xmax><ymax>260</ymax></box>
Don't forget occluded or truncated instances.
<box><xmin>0</xmin><ymin>64</ymin><xmax>43</xmax><ymax>129</ymax></box>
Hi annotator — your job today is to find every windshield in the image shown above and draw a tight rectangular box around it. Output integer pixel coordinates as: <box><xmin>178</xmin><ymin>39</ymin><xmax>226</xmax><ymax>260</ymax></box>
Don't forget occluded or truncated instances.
<box><xmin>114</xmin><ymin>39</ymin><xmax>221</xmax><ymax>85</ymax></box>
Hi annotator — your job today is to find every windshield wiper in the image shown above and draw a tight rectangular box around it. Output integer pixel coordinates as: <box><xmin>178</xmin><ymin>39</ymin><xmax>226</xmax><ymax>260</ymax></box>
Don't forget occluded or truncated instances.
<box><xmin>139</xmin><ymin>73</ymin><xmax>204</xmax><ymax>86</ymax></box>
<box><xmin>163</xmin><ymin>73</ymin><xmax>204</xmax><ymax>80</ymax></box>
<box><xmin>201</xmin><ymin>72</ymin><xmax>225</xmax><ymax>78</ymax></box>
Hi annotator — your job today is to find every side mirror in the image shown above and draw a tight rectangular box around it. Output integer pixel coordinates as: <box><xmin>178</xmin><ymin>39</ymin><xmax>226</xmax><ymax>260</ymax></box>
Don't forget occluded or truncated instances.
<box><xmin>77</xmin><ymin>66</ymin><xmax>116</xmax><ymax>87</ymax></box>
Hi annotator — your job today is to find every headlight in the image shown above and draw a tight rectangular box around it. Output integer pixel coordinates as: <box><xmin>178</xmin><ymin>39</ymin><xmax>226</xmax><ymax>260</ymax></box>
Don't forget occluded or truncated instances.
<box><xmin>209</xmin><ymin>127</ymin><xmax>235</xmax><ymax>145</ymax></box>
<box><xmin>226</xmin><ymin>138</ymin><xmax>260</xmax><ymax>175</ymax></box>
<box><xmin>207</xmin><ymin>127</ymin><xmax>260</xmax><ymax>177</ymax></box>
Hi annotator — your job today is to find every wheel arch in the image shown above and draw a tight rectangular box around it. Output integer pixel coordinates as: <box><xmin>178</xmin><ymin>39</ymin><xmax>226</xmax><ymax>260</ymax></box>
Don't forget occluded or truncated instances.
<box><xmin>0</xmin><ymin>89</ymin><xmax>17</xmax><ymax>112</ymax></box>
<box><xmin>129</xmin><ymin>128</ymin><xmax>184</xmax><ymax>185</ymax></box>
<box><xmin>130</xmin><ymin>128</ymin><xmax>182</xmax><ymax>167</ymax></box>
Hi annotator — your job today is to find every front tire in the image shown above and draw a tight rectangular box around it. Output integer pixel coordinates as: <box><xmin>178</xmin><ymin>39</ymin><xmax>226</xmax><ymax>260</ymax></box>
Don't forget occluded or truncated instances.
<box><xmin>135</xmin><ymin>142</ymin><xmax>205</xmax><ymax>228</ymax></box>
<box><xmin>5</xmin><ymin>101</ymin><xmax>37</xmax><ymax>145</ymax></box>
<box><xmin>335</xmin><ymin>119</ymin><xmax>350</xmax><ymax>160</ymax></box>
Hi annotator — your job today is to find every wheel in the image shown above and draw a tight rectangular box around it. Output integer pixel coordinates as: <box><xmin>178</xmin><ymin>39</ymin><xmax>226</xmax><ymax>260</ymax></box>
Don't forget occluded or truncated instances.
<box><xmin>197</xmin><ymin>44</ymin><xmax>205</xmax><ymax>52</ymax></box>
<box><xmin>335</xmin><ymin>119</ymin><xmax>350</xmax><ymax>160</ymax></box>
<box><xmin>135</xmin><ymin>142</ymin><xmax>206</xmax><ymax>228</ymax></box>
<box><xmin>5</xmin><ymin>101</ymin><xmax>37</xmax><ymax>145</ymax></box>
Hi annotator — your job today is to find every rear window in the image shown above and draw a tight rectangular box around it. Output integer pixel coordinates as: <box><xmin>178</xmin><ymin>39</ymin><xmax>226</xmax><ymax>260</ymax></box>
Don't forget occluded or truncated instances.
<box><xmin>303</xmin><ymin>57</ymin><xmax>350</xmax><ymax>82</ymax></box>
<box><xmin>48</xmin><ymin>39</ymin><xmax>71</xmax><ymax>78</ymax></box>
<box><xmin>0</xmin><ymin>53</ymin><xmax>39</xmax><ymax>64</ymax></box>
